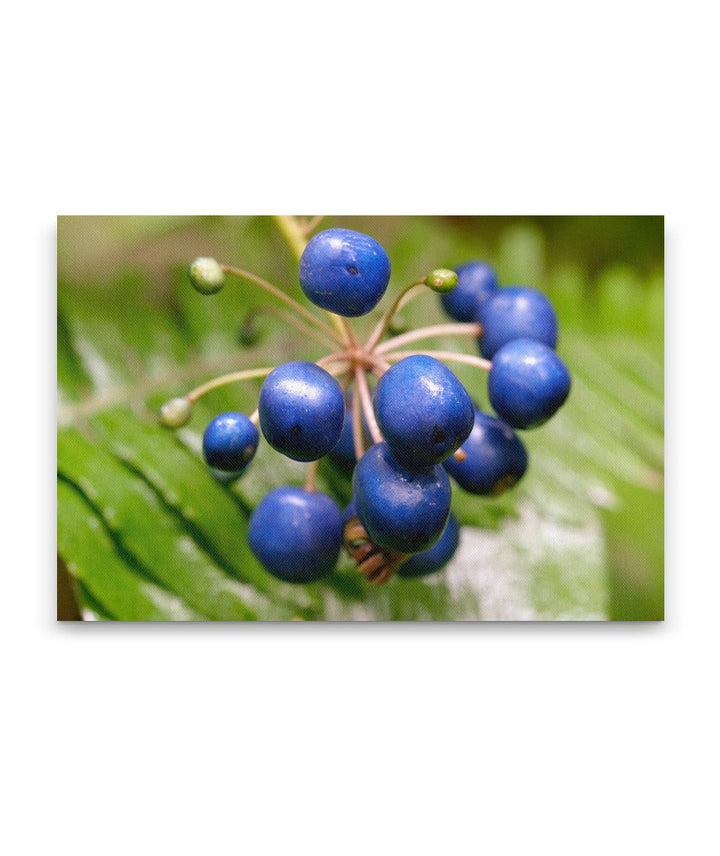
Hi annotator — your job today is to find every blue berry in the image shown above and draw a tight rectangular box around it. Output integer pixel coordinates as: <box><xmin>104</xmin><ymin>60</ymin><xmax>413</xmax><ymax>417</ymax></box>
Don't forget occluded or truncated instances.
<box><xmin>248</xmin><ymin>486</ymin><xmax>343</xmax><ymax>583</ymax></box>
<box><xmin>342</xmin><ymin>498</ymin><xmax>359</xmax><ymax>526</ymax></box>
<box><xmin>397</xmin><ymin>513</ymin><xmax>460</xmax><ymax>578</ymax></box>
<box><xmin>208</xmin><ymin>467</ymin><xmax>245</xmax><ymax>485</ymax></box>
<box><xmin>202</xmin><ymin>412</ymin><xmax>259</xmax><ymax>473</ymax></box>
<box><xmin>352</xmin><ymin>442</ymin><xmax>452</xmax><ymax>554</ymax></box>
<box><xmin>259</xmin><ymin>361</ymin><xmax>345</xmax><ymax>462</ymax></box>
<box><xmin>488</xmin><ymin>338</ymin><xmax>571</xmax><ymax>429</ymax></box>
<box><xmin>299</xmin><ymin>228</ymin><xmax>391</xmax><ymax>317</ymax></box>
<box><xmin>329</xmin><ymin>392</ymin><xmax>371</xmax><ymax>469</ymax></box>
<box><xmin>440</xmin><ymin>260</ymin><xmax>498</xmax><ymax>322</ymax></box>
<box><xmin>443</xmin><ymin>409</ymin><xmax>528</xmax><ymax>495</ymax></box>
<box><xmin>374</xmin><ymin>355</ymin><xmax>474</xmax><ymax>467</ymax></box>
<box><xmin>476</xmin><ymin>286</ymin><xmax>558</xmax><ymax>358</ymax></box>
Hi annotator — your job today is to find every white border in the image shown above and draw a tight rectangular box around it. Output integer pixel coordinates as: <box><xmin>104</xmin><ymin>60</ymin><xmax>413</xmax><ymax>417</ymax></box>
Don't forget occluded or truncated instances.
<box><xmin>4</xmin><ymin>2</ymin><xmax>715</xmax><ymax>853</ymax></box>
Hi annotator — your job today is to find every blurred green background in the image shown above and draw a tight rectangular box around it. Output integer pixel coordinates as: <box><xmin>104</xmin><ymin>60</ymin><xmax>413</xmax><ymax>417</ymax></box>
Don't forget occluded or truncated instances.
<box><xmin>57</xmin><ymin>215</ymin><xmax>663</xmax><ymax>621</ymax></box>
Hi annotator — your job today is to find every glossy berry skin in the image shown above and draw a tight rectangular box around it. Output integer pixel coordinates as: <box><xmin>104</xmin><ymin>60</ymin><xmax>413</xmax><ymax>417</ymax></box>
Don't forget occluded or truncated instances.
<box><xmin>299</xmin><ymin>228</ymin><xmax>391</xmax><ymax>317</ymax></box>
<box><xmin>425</xmin><ymin>268</ymin><xmax>458</xmax><ymax>293</ymax></box>
<box><xmin>374</xmin><ymin>355</ymin><xmax>474</xmax><ymax>467</ymax></box>
<box><xmin>476</xmin><ymin>286</ymin><xmax>558</xmax><ymax>359</ymax></box>
<box><xmin>441</xmin><ymin>260</ymin><xmax>498</xmax><ymax>322</ymax></box>
<box><xmin>443</xmin><ymin>409</ymin><xmax>528</xmax><ymax>495</ymax></box>
<box><xmin>259</xmin><ymin>361</ymin><xmax>345</xmax><ymax>462</ymax></box>
<box><xmin>397</xmin><ymin>513</ymin><xmax>460</xmax><ymax>578</ymax></box>
<box><xmin>202</xmin><ymin>412</ymin><xmax>259</xmax><ymax>473</ymax></box>
<box><xmin>329</xmin><ymin>392</ymin><xmax>370</xmax><ymax>469</ymax></box>
<box><xmin>248</xmin><ymin>487</ymin><xmax>343</xmax><ymax>583</ymax></box>
<box><xmin>488</xmin><ymin>338</ymin><xmax>571</xmax><ymax>429</ymax></box>
<box><xmin>352</xmin><ymin>442</ymin><xmax>452</xmax><ymax>554</ymax></box>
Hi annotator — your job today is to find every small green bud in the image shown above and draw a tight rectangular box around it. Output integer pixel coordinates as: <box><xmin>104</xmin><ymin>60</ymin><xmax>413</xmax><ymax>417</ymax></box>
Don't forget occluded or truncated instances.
<box><xmin>188</xmin><ymin>257</ymin><xmax>225</xmax><ymax>295</ymax></box>
<box><xmin>160</xmin><ymin>397</ymin><xmax>192</xmax><ymax>428</ymax></box>
<box><xmin>425</xmin><ymin>268</ymin><xmax>458</xmax><ymax>293</ymax></box>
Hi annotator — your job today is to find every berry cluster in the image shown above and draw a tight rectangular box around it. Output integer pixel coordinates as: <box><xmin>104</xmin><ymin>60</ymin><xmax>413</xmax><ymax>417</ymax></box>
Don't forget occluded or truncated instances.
<box><xmin>161</xmin><ymin>219</ymin><xmax>570</xmax><ymax>586</ymax></box>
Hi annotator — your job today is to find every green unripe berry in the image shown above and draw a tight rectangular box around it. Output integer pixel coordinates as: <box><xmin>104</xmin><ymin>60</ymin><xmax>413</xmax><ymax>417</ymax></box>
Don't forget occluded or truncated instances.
<box><xmin>425</xmin><ymin>268</ymin><xmax>458</xmax><ymax>293</ymax></box>
<box><xmin>188</xmin><ymin>257</ymin><xmax>225</xmax><ymax>294</ymax></box>
<box><xmin>160</xmin><ymin>397</ymin><xmax>192</xmax><ymax>428</ymax></box>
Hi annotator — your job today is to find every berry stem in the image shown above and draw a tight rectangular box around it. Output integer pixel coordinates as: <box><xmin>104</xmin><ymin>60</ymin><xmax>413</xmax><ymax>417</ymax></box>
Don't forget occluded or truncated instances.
<box><xmin>382</xmin><ymin>349</ymin><xmax>492</xmax><ymax>372</ymax></box>
<box><xmin>374</xmin><ymin>322</ymin><xmax>484</xmax><ymax>354</ymax></box>
<box><xmin>317</xmin><ymin>349</ymin><xmax>389</xmax><ymax>375</ymax></box>
<box><xmin>351</xmin><ymin>375</ymin><xmax>365</xmax><ymax>460</ymax></box>
<box><xmin>370</xmin><ymin>355</ymin><xmax>391</xmax><ymax>375</ymax></box>
<box><xmin>364</xmin><ymin>279</ymin><xmax>426</xmax><ymax>352</ymax></box>
<box><xmin>243</xmin><ymin>306</ymin><xmax>339</xmax><ymax>350</ymax></box>
<box><xmin>186</xmin><ymin>367</ymin><xmax>276</xmax><ymax>403</ymax></box>
<box><xmin>304</xmin><ymin>460</ymin><xmax>318</xmax><ymax>492</ymax></box>
<box><xmin>354</xmin><ymin>365</ymin><xmax>383</xmax><ymax>444</ymax></box>
<box><xmin>302</xmin><ymin>215</ymin><xmax>325</xmax><ymax>235</ymax></box>
<box><xmin>273</xmin><ymin>215</ymin><xmax>352</xmax><ymax>346</ymax></box>
<box><xmin>315</xmin><ymin>353</ymin><xmax>353</xmax><ymax>382</ymax></box>
<box><xmin>221</xmin><ymin>264</ymin><xmax>343</xmax><ymax>345</ymax></box>
<box><xmin>273</xmin><ymin>214</ymin><xmax>309</xmax><ymax>259</ymax></box>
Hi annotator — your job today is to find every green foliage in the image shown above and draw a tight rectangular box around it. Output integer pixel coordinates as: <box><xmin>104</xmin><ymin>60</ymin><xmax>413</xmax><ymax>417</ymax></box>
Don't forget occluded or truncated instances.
<box><xmin>57</xmin><ymin>215</ymin><xmax>664</xmax><ymax>620</ymax></box>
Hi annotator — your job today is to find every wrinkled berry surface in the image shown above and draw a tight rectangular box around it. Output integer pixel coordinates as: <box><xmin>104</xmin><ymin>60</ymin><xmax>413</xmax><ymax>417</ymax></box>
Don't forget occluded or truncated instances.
<box><xmin>248</xmin><ymin>486</ymin><xmax>343</xmax><ymax>583</ymax></box>
<box><xmin>374</xmin><ymin>355</ymin><xmax>474</xmax><ymax>467</ymax></box>
<box><xmin>477</xmin><ymin>286</ymin><xmax>558</xmax><ymax>358</ymax></box>
<box><xmin>259</xmin><ymin>361</ymin><xmax>345</xmax><ymax>461</ymax></box>
<box><xmin>444</xmin><ymin>409</ymin><xmax>528</xmax><ymax>495</ymax></box>
<box><xmin>488</xmin><ymin>338</ymin><xmax>571</xmax><ymax>429</ymax></box>
<box><xmin>299</xmin><ymin>228</ymin><xmax>391</xmax><ymax>317</ymax></box>
<box><xmin>352</xmin><ymin>442</ymin><xmax>451</xmax><ymax>554</ymax></box>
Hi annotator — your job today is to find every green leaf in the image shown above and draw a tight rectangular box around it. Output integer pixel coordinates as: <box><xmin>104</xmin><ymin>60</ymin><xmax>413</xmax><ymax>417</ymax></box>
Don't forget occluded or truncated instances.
<box><xmin>603</xmin><ymin>481</ymin><xmax>664</xmax><ymax>621</ymax></box>
<box><xmin>59</xmin><ymin>429</ymin><xmax>267</xmax><ymax>620</ymax></box>
<box><xmin>58</xmin><ymin>479</ymin><xmax>203</xmax><ymax>621</ymax></box>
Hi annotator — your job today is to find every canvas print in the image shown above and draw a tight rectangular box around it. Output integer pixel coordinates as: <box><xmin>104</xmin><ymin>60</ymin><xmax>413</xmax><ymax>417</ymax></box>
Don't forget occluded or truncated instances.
<box><xmin>57</xmin><ymin>215</ymin><xmax>664</xmax><ymax>621</ymax></box>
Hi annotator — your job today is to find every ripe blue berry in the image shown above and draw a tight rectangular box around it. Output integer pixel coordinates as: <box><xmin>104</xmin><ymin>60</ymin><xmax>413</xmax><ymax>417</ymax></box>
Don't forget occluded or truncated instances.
<box><xmin>299</xmin><ymin>228</ymin><xmax>391</xmax><ymax>317</ymax></box>
<box><xmin>476</xmin><ymin>286</ymin><xmax>558</xmax><ymax>358</ymax></box>
<box><xmin>488</xmin><ymin>338</ymin><xmax>571</xmax><ymax>429</ymax></box>
<box><xmin>248</xmin><ymin>486</ymin><xmax>343</xmax><ymax>583</ymax></box>
<box><xmin>374</xmin><ymin>355</ymin><xmax>474</xmax><ymax>467</ymax></box>
<box><xmin>329</xmin><ymin>392</ymin><xmax>370</xmax><ymax>469</ymax></box>
<box><xmin>202</xmin><ymin>412</ymin><xmax>259</xmax><ymax>473</ymax></box>
<box><xmin>397</xmin><ymin>513</ymin><xmax>460</xmax><ymax>578</ymax></box>
<box><xmin>440</xmin><ymin>260</ymin><xmax>498</xmax><ymax>322</ymax></box>
<box><xmin>352</xmin><ymin>442</ymin><xmax>452</xmax><ymax>554</ymax></box>
<box><xmin>259</xmin><ymin>361</ymin><xmax>345</xmax><ymax>462</ymax></box>
<box><xmin>443</xmin><ymin>409</ymin><xmax>528</xmax><ymax>495</ymax></box>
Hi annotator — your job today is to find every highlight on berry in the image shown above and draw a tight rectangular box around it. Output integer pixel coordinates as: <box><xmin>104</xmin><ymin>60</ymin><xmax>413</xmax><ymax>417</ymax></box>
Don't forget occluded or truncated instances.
<box><xmin>159</xmin><ymin>216</ymin><xmax>571</xmax><ymax>587</ymax></box>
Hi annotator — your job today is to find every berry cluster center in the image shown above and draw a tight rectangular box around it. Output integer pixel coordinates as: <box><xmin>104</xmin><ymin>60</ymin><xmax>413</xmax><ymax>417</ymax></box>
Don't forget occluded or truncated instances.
<box><xmin>161</xmin><ymin>218</ymin><xmax>571</xmax><ymax>586</ymax></box>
